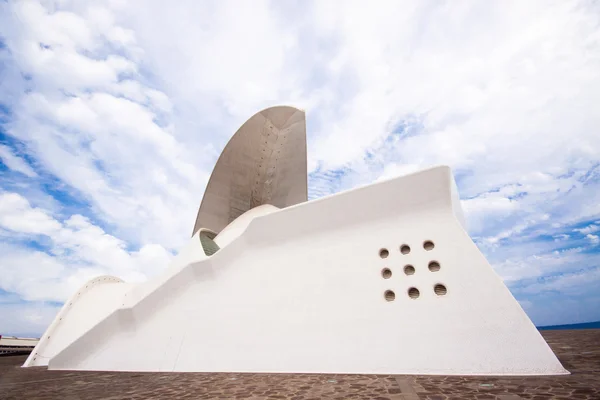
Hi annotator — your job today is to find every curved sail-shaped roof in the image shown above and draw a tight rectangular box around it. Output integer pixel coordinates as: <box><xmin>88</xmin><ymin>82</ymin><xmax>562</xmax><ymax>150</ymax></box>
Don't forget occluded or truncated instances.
<box><xmin>192</xmin><ymin>106</ymin><xmax>307</xmax><ymax>235</ymax></box>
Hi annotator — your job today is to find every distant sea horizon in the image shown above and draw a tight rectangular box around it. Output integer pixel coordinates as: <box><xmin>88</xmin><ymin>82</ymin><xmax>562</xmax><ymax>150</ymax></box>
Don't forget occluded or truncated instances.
<box><xmin>537</xmin><ymin>320</ymin><xmax>600</xmax><ymax>330</ymax></box>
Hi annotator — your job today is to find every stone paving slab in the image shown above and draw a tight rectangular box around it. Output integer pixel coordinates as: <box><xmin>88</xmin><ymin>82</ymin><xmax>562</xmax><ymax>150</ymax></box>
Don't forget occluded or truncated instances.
<box><xmin>0</xmin><ymin>330</ymin><xmax>598</xmax><ymax>399</ymax></box>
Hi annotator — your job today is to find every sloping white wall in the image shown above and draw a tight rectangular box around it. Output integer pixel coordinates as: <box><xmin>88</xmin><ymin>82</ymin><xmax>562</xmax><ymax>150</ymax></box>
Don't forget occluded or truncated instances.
<box><xmin>38</xmin><ymin>166</ymin><xmax>567</xmax><ymax>375</ymax></box>
<box><xmin>214</xmin><ymin>204</ymin><xmax>279</xmax><ymax>248</ymax></box>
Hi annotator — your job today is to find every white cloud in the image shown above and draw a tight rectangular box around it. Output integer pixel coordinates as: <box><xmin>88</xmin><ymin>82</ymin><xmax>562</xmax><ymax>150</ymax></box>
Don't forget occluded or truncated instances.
<box><xmin>0</xmin><ymin>192</ymin><xmax>171</xmax><ymax>302</ymax></box>
<box><xmin>575</xmin><ymin>224</ymin><xmax>600</xmax><ymax>235</ymax></box>
<box><xmin>0</xmin><ymin>192</ymin><xmax>60</xmax><ymax>234</ymax></box>
<box><xmin>516</xmin><ymin>266</ymin><xmax>600</xmax><ymax>296</ymax></box>
<box><xmin>376</xmin><ymin>163</ymin><xmax>423</xmax><ymax>182</ymax></box>
<box><xmin>1</xmin><ymin>0</ymin><xmax>207</xmax><ymax>249</ymax></box>
<box><xmin>462</xmin><ymin>193</ymin><xmax>520</xmax><ymax>237</ymax></box>
<box><xmin>0</xmin><ymin>302</ymin><xmax>62</xmax><ymax>337</ymax></box>
<box><xmin>0</xmin><ymin>144</ymin><xmax>38</xmax><ymax>177</ymax></box>
<box><xmin>586</xmin><ymin>234</ymin><xmax>600</xmax><ymax>244</ymax></box>
<box><xmin>494</xmin><ymin>245</ymin><xmax>593</xmax><ymax>284</ymax></box>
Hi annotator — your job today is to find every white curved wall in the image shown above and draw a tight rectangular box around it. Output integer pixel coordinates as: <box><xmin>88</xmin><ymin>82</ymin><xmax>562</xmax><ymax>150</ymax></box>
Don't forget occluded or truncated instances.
<box><xmin>193</xmin><ymin>106</ymin><xmax>307</xmax><ymax>236</ymax></box>
<box><xmin>39</xmin><ymin>166</ymin><xmax>567</xmax><ymax>375</ymax></box>
<box><xmin>23</xmin><ymin>276</ymin><xmax>131</xmax><ymax>367</ymax></box>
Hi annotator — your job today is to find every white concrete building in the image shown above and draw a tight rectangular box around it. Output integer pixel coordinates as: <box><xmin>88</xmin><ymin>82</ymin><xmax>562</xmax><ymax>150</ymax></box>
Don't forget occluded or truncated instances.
<box><xmin>24</xmin><ymin>106</ymin><xmax>568</xmax><ymax>375</ymax></box>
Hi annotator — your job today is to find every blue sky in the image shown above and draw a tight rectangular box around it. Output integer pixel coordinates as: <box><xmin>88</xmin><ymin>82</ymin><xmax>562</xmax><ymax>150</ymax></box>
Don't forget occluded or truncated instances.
<box><xmin>1</xmin><ymin>0</ymin><xmax>599</xmax><ymax>336</ymax></box>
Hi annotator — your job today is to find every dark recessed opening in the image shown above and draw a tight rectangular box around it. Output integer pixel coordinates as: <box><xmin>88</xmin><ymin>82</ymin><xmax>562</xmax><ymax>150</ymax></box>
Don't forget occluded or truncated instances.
<box><xmin>382</xmin><ymin>268</ymin><xmax>392</xmax><ymax>279</ymax></box>
<box><xmin>408</xmin><ymin>287</ymin><xmax>420</xmax><ymax>299</ymax></box>
<box><xmin>428</xmin><ymin>261</ymin><xmax>441</xmax><ymax>272</ymax></box>
<box><xmin>400</xmin><ymin>244</ymin><xmax>411</xmax><ymax>254</ymax></box>
<box><xmin>384</xmin><ymin>290</ymin><xmax>395</xmax><ymax>302</ymax></box>
<box><xmin>423</xmin><ymin>240</ymin><xmax>435</xmax><ymax>251</ymax></box>
<box><xmin>404</xmin><ymin>265</ymin><xmax>415</xmax><ymax>275</ymax></box>
<box><xmin>434</xmin><ymin>284</ymin><xmax>447</xmax><ymax>296</ymax></box>
<box><xmin>379</xmin><ymin>248</ymin><xmax>389</xmax><ymax>258</ymax></box>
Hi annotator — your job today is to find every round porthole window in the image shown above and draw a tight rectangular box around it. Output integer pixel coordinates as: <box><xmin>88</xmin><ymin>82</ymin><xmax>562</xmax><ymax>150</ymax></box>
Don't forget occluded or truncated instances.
<box><xmin>382</xmin><ymin>268</ymin><xmax>392</xmax><ymax>279</ymax></box>
<box><xmin>434</xmin><ymin>284</ymin><xmax>447</xmax><ymax>296</ymax></box>
<box><xmin>428</xmin><ymin>261</ymin><xmax>441</xmax><ymax>272</ymax></box>
<box><xmin>408</xmin><ymin>287</ymin><xmax>420</xmax><ymax>299</ymax></box>
<box><xmin>384</xmin><ymin>290</ymin><xmax>396</xmax><ymax>302</ymax></box>
<box><xmin>423</xmin><ymin>240</ymin><xmax>435</xmax><ymax>251</ymax></box>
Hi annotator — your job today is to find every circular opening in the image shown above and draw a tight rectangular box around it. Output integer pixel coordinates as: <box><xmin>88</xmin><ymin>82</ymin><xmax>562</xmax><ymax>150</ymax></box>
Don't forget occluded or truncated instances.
<box><xmin>400</xmin><ymin>244</ymin><xmax>411</xmax><ymax>254</ymax></box>
<box><xmin>379</xmin><ymin>248</ymin><xmax>389</xmax><ymax>258</ymax></box>
<box><xmin>434</xmin><ymin>284</ymin><xmax>447</xmax><ymax>296</ymax></box>
<box><xmin>408</xmin><ymin>287</ymin><xmax>420</xmax><ymax>299</ymax></box>
<box><xmin>404</xmin><ymin>265</ymin><xmax>415</xmax><ymax>275</ymax></box>
<box><xmin>384</xmin><ymin>290</ymin><xmax>396</xmax><ymax>302</ymax></box>
<box><xmin>382</xmin><ymin>268</ymin><xmax>392</xmax><ymax>279</ymax></box>
<box><xmin>423</xmin><ymin>240</ymin><xmax>435</xmax><ymax>251</ymax></box>
<box><xmin>428</xmin><ymin>261</ymin><xmax>441</xmax><ymax>272</ymax></box>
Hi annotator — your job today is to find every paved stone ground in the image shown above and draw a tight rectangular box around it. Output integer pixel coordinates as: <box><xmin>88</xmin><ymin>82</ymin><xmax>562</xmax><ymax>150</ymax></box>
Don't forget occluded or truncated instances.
<box><xmin>0</xmin><ymin>330</ymin><xmax>598</xmax><ymax>399</ymax></box>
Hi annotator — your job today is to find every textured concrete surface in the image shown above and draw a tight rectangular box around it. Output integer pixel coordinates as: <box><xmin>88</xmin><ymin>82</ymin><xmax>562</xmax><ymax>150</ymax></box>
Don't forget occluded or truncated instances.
<box><xmin>1</xmin><ymin>329</ymin><xmax>598</xmax><ymax>399</ymax></box>
<box><xmin>192</xmin><ymin>106</ymin><xmax>307</xmax><ymax>236</ymax></box>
